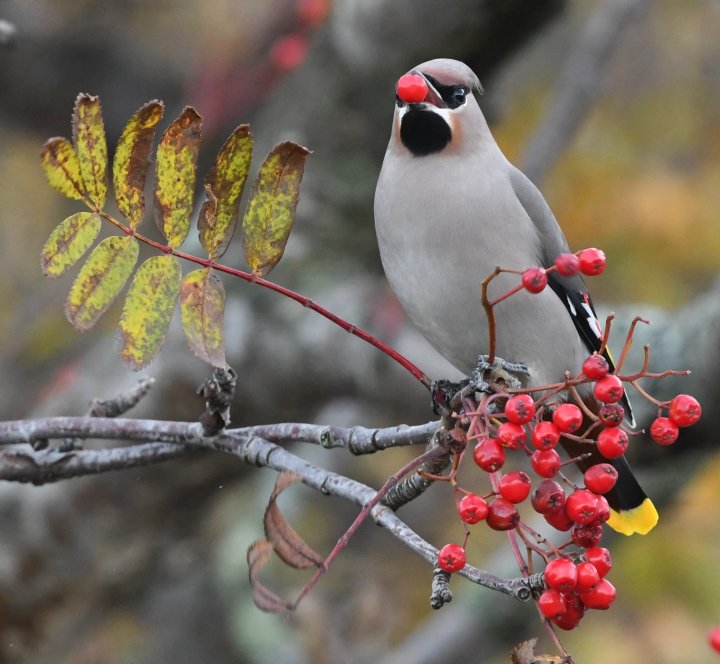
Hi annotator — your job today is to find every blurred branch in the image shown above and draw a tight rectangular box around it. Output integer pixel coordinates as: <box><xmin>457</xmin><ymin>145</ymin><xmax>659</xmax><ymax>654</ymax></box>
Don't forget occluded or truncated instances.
<box><xmin>520</xmin><ymin>0</ymin><xmax>651</xmax><ymax>185</ymax></box>
<box><xmin>0</xmin><ymin>416</ymin><xmax>538</xmax><ymax>601</ymax></box>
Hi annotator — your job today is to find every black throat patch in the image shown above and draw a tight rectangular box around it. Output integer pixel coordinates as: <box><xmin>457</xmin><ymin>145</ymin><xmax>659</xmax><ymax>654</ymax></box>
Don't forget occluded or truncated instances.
<box><xmin>400</xmin><ymin>108</ymin><xmax>451</xmax><ymax>157</ymax></box>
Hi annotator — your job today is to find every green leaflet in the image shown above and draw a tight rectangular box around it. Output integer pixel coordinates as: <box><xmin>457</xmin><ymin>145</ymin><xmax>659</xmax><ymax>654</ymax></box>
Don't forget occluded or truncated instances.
<box><xmin>65</xmin><ymin>235</ymin><xmax>139</xmax><ymax>330</ymax></box>
<box><xmin>41</xmin><ymin>211</ymin><xmax>101</xmax><ymax>278</ymax></box>
<box><xmin>180</xmin><ymin>268</ymin><xmax>227</xmax><ymax>368</ymax></box>
<box><xmin>242</xmin><ymin>141</ymin><xmax>310</xmax><ymax>276</ymax></box>
<box><xmin>113</xmin><ymin>100</ymin><xmax>165</xmax><ymax>228</ymax></box>
<box><xmin>40</xmin><ymin>137</ymin><xmax>85</xmax><ymax>201</ymax></box>
<box><xmin>72</xmin><ymin>94</ymin><xmax>108</xmax><ymax>208</ymax></box>
<box><xmin>154</xmin><ymin>107</ymin><xmax>202</xmax><ymax>248</ymax></box>
<box><xmin>198</xmin><ymin>124</ymin><xmax>253</xmax><ymax>259</ymax></box>
<box><xmin>119</xmin><ymin>255</ymin><xmax>182</xmax><ymax>370</ymax></box>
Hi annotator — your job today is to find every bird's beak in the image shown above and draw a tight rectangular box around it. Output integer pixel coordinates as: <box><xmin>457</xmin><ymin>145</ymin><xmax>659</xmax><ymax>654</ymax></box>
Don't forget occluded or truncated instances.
<box><xmin>411</xmin><ymin>70</ymin><xmax>446</xmax><ymax>108</ymax></box>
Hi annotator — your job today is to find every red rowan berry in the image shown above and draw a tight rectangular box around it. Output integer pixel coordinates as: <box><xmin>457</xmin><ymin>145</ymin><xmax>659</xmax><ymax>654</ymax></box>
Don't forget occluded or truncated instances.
<box><xmin>594</xmin><ymin>495</ymin><xmax>611</xmax><ymax>523</ymax></box>
<box><xmin>496</xmin><ymin>422</ymin><xmax>526</xmax><ymax>449</ymax></box>
<box><xmin>270</xmin><ymin>33</ymin><xmax>309</xmax><ymax>71</ymax></box>
<box><xmin>437</xmin><ymin>543</ymin><xmax>466</xmax><ymax>573</ymax></box>
<box><xmin>504</xmin><ymin>394</ymin><xmax>535</xmax><ymax>424</ymax></box>
<box><xmin>457</xmin><ymin>494</ymin><xmax>489</xmax><ymax>524</ymax></box>
<box><xmin>552</xmin><ymin>403</ymin><xmax>583</xmax><ymax>433</ymax></box>
<box><xmin>544</xmin><ymin>506</ymin><xmax>574</xmax><ymax>532</ymax></box>
<box><xmin>498</xmin><ymin>471</ymin><xmax>531</xmax><ymax>504</ymax></box>
<box><xmin>649</xmin><ymin>417</ymin><xmax>680</xmax><ymax>445</ymax></box>
<box><xmin>668</xmin><ymin>394</ymin><xmax>701</xmax><ymax>427</ymax></box>
<box><xmin>544</xmin><ymin>558</ymin><xmax>577</xmax><ymax>593</ymax></box>
<box><xmin>582</xmin><ymin>354</ymin><xmax>610</xmax><ymax>380</ymax></box>
<box><xmin>583</xmin><ymin>463</ymin><xmax>618</xmax><ymax>494</ymax></box>
<box><xmin>598</xmin><ymin>403</ymin><xmax>624</xmax><ymax>427</ymax></box>
<box><xmin>396</xmin><ymin>73</ymin><xmax>428</xmax><ymax>103</ymax></box>
<box><xmin>566</xmin><ymin>489</ymin><xmax>599</xmax><ymax>525</ymax></box>
<box><xmin>596</xmin><ymin>427</ymin><xmax>629</xmax><ymax>459</ymax></box>
<box><xmin>531</xmin><ymin>449</ymin><xmax>561</xmax><ymax>478</ymax></box>
<box><xmin>486</xmin><ymin>497</ymin><xmax>520</xmax><ymax>531</ymax></box>
<box><xmin>521</xmin><ymin>267</ymin><xmax>548</xmax><ymax>293</ymax></box>
<box><xmin>578</xmin><ymin>248</ymin><xmax>606</xmax><ymax>276</ymax></box>
<box><xmin>531</xmin><ymin>479</ymin><xmax>565</xmax><ymax>514</ymax></box>
<box><xmin>575</xmin><ymin>562</ymin><xmax>600</xmax><ymax>591</ymax></box>
<box><xmin>593</xmin><ymin>374</ymin><xmax>624</xmax><ymax>403</ymax></box>
<box><xmin>584</xmin><ymin>547</ymin><xmax>612</xmax><ymax>577</ymax></box>
<box><xmin>580</xmin><ymin>578</ymin><xmax>616</xmax><ymax>610</ymax></box>
<box><xmin>538</xmin><ymin>589</ymin><xmax>566</xmax><ymax>619</ymax></box>
<box><xmin>571</xmin><ymin>522</ymin><xmax>603</xmax><ymax>548</ymax></box>
<box><xmin>552</xmin><ymin>593</ymin><xmax>585</xmax><ymax>630</ymax></box>
<box><xmin>554</xmin><ymin>253</ymin><xmax>580</xmax><ymax>277</ymax></box>
<box><xmin>709</xmin><ymin>627</ymin><xmax>720</xmax><ymax>654</ymax></box>
<box><xmin>531</xmin><ymin>421</ymin><xmax>561</xmax><ymax>450</ymax></box>
<box><xmin>473</xmin><ymin>438</ymin><xmax>505</xmax><ymax>472</ymax></box>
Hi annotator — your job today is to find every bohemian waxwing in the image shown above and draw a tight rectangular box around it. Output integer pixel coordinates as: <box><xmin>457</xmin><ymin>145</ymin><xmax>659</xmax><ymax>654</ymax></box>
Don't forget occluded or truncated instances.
<box><xmin>374</xmin><ymin>58</ymin><xmax>657</xmax><ymax>535</ymax></box>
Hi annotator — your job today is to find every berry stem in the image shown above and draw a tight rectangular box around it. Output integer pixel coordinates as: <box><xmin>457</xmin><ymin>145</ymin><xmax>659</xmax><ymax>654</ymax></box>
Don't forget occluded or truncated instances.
<box><xmin>614</xmin><ymin>316</ymin><xmax>650</xmax><ymax>373</ymax></box>
<box><xmin>597</xmin><ymin>313</ymin><xmax>615</xmax><ymax>357</ymax></box>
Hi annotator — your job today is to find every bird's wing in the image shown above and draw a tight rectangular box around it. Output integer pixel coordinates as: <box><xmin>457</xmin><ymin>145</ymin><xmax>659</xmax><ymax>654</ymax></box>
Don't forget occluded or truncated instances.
<box><xmin>508</xmin><ymin>166</ymin><xmax>635</xmax><ymax>425</ymax></box>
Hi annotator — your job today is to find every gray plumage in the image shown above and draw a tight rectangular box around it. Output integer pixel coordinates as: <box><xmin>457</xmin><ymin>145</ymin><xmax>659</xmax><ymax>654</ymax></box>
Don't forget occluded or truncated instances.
<box><xmin>375</xmin><ymin>58</ymin><xmax>590</xmax><ymax>388</ymax></box>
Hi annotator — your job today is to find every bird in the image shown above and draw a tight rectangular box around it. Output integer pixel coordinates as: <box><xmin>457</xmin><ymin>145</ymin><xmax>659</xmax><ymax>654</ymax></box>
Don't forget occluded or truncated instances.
<box><xmin>374</xmin><ymin>58</ymin><xmax>657</xmax><ymax>536</ymax></box>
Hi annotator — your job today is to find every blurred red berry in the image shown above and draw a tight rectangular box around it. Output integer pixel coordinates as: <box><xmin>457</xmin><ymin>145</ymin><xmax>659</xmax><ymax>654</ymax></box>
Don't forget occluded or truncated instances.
<box><xmin>486</xmin><ymin>497</ymin><xmax>520</xmax><ymax>531</ymax></box>
<box><xmin>582</xmin><ymin>354</ymin><xmax>610</xmax><ymax>380</ymax></box>
<box><xmin>473</xmin><ymin>438</ymin><xmax>505</xmax><ymax>472</ymax></box>
<box><xmin>297</xmin><ymin>0</ymin><xmax>329</xmax><ymax>26</ymax></box>
<box><xmin>552</xmin><ymin>593</ymin><xmax>585</xmax><ymax>630</ymax></box>
<box><xmin>668</xmin><ymin>394</ymin><xmax>702</xmax><ymax>427</ymax></box>
<box><xmin>571</xmin><ymin>522</ymin><xmax>603</xmax><ymax>548</ymax></box>
<box><xmin>554</xmin><ymin>253</ymin><xmax>580</xmax><ymax>277</ymax></box>
<box><xmin>496</xmin><ymin>422</ymin><xmax>526</xmax><ymax>449</ymax></box>
<box><xmin>594</xmin><ymin>495</ymin><xmax>611</xmax><ymax>523</ymax></box>
<box><xmin>585</xmin><ymin>547</ymin><xmax>612</xmax><ymax>577</ymax></box>
<box><xmin>270</xmin><ymin>33</ymin><xmax>309</xmax><ymax>72</ymax></box>
<box><xmin>597</xmin><ymin>427</ymin><xmax>629</xmax><ymax>459</ymax></box>
<box><xmin>504</xmin><ymin>394</ymin><xmax>535</xmax><ymax>424</ymax></box>
<box><xmin>580</xmin><ymin>577</ymin><xmax>616</xmax><ymax>610</ymax></box>
<box><xmin>396</xmin><ymin>73</ymin><xmax>428</xmax><ymax>103</ymax></box>
<box><xmin>649</xmin><ymin>416</ymin><xmax>680</xmax><ymax>445</ymax></box>
<box><xmin>521</xmin><ymin>267</ymin><xmax>547</xmax><ymax>293</ymax></box>
<box><xmin>531</xmin><ymin>421</ymin><xmax>561</xmax><ymax>450</ymax></box>
<box><xmin>594</xmin><ymin>374</ymin><xmax>624</xmax><ymax>403</ymax></box>
<box><xmin>578</xmin><ymin>248</ymin><xmax>606</xmax><ymax>276</ymax></box>
<box><xmin>552</xmin><ymin>403</ymin><xmax>583</xmax><ymax>433</ymax></box>
<box><xmin>538</xmin><ymin>589</ymin><xmax>566</xmax><ymax>619</ymax></box>
<box><xmin>498</xmin><ymin>471</ymin><xmax>531</xmax><ymax>504</ymax></box>
<box><xmin>531</xmin><ymin>449</ymin><xmax>561</xmax><ymax>478</ymax></box>
<box><xmin>709</xmin><ymin>627</ymin><xmax>720</xmax><ymax>653</ymax></box>
<box><xmin>531</xmin><ymin>479</ymin><xmax>565</xmax><ymax>514</ymax></box>
<box><xmin>544</xmin><ymin>558</ymin><xmax>577</xmax><ymax>593</ymax></box>
<box><xmin>583</xmin><ymin>463</ymin><xmax>618</xmax><ymax>494</ymax></box>
<box><xmin>437</xmin><ymin>543</ymin><xmax>466</xmax><ymax>573</ymax></box>
<box><xmin>544</xmin><ymin>506</ymin><xmax>574</xmax><ymax>532</ymax></box>
<box><xmin>457</xmin><ymin>494</ymin><xmax>489</xmax><ymax>524</ymax></box>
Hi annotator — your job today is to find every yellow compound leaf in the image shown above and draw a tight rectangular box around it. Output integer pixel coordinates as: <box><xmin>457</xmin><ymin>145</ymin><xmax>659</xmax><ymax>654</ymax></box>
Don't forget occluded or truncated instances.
<box><xmin>40</xmin><ymin>137</ymin><xmax>85</xmax><ymax>200</ymax></box>
<box><xmin>242</xmin><ymin>141</ymin><xmax>310</xmax><ymax>276</ymax></box>
<box><xmin>41</xmin><ymin>211</ymin><xmax>101</xmax><ymax>278</ymax></box>
<box><xmin>65</xmin><ymin>235</ymin><xmax>139</xmax><ymax>330</ymax></box>
<box><xmin>72</xmin><ymin>93</ymin><xmax>108</xmax><ymax>208</ymax></box>
<box><xmin>180</xmin><ymin>268</ymin><xmax>227</xmax><ymax>368</ymax></box>
<box><xmin>198</xmin><ymin>124</ymin><xmax>253</xmax><ymax>259</ymax></box>
<box><xmin>113</xmin><ymin>100</ymin><xmax>165</xmax><ymax>228</ymax></box>
<box><xmin>119</xmin><ymin>255</ymin><xmax>182</xmax><ymax>370</ymax></box>
<box><xmin>154</xmin><ymin>107</ymin><xmax>202</xmax><ymax>248</ymax></box>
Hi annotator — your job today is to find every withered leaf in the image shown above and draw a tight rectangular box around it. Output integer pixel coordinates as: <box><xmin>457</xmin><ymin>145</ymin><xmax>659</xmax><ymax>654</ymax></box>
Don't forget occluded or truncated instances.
<box><xmin>264</xmin><ymin>472</ymin><xmax>323</xmax><ymax>569</ymax></box>
<box><xmin>72</xmin><ymin>93</ymin><xmax>108</xmax><ymax>208</ymax></box>
<box><xmin>247</xmin><ymin>539</ymin><xmax>294</xmax><ymax>613</ymax></box>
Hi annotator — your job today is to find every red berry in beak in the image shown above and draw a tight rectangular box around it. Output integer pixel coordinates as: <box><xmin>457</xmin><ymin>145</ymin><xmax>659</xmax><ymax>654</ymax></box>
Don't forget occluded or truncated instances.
<box><xmin>396</xmin><ymin>74</ymin><xmax>428</xmax><ymax>103</ymax></box>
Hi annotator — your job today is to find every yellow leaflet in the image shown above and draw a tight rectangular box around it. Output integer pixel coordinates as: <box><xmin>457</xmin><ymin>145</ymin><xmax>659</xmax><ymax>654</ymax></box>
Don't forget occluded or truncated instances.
<box><xmin>40</xmin><ymin>137</ymin><xmax>85</xmax><ymax>201</ymax></box>
<box><xmin>72</xmin><ymin>94</ymin><xmax>108</xmax><ymax>208</ymax></box>
<box><xmin>154</xmin><ymin>107</ymin><xmax>202</xmax><ymax>248</ymax></box>
<box><xmin>119</xmin><ymin>255</ymin><xmax>182</xmax><ymax>370</ymax></box>
<box><xmin>198</xmin><ymin>124</ymin><xmax>253</xmax><ymax>259</ymax></box>
<box><xmin>180</xmin><ymin>268</ymin><xmax>227</xmax><ymax>368</ymax></box>
<box><xmin>41</xmin><ymin>211</ymin><xmax>101</xmax><ymax>278</ymax></box>
<box><xmin>242</xmin><ymin>141</ymin><xmax>310</xmax><ymax>276</ymax></box>
<box><xmin>113</xmin><ymin>100</ymin><xmax>165</xmax><ymax>228</ymax></box>
<box><xmin>65</xmin><ymin>235</ymin><xmax>139</xmax><ymax>330</ymax></box>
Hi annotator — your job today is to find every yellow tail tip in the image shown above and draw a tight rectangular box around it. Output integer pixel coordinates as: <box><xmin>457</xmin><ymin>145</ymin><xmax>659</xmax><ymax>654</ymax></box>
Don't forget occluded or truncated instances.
<box><xmin>607</xmin><ymin>498</ymin><xmax>659</xmax><ymax>535</ymax></box>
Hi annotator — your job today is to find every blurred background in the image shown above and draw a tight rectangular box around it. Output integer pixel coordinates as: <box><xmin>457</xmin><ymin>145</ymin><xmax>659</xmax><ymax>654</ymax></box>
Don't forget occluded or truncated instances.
<box><xmin>0</xmin><ymin>0</ymin><xmax>719</xmax><ymax>662</ymax></box>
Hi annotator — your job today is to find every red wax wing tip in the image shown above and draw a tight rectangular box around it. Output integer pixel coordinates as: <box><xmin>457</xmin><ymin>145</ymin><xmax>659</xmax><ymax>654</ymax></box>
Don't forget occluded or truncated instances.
<box><xmin>396</xmin><ymin>73</ymin><xmax>428</xmax><ymax>103</ymax></box>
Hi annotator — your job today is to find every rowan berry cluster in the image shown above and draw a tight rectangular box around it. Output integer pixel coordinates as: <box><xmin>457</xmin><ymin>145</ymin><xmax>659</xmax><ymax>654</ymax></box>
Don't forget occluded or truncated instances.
<box><xmin>436</xmin><ymin>248</ymin><xmax>702</xmax><ymax>633</ymax></box>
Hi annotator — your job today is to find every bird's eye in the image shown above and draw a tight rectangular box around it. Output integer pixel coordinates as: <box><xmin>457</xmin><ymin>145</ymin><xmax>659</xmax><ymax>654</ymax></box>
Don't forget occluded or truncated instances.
<box><xmin>452</xmin><ymin>87</ymin><xmax>467</xmax><ymax>106</ymax></box>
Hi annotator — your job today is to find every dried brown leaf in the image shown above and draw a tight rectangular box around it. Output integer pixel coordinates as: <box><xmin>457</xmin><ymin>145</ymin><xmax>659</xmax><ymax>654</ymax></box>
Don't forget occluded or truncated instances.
<box><xmin>246</xmin><ymin>539</ymin><xmax>293</xmax><ymax>613</ymax></box>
